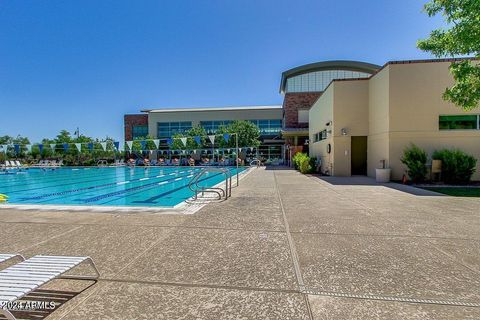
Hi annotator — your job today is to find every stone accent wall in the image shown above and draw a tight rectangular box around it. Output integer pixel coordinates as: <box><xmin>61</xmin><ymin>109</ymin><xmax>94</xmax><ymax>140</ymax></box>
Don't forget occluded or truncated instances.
<box><xmin>282</xmin><ymin>92</ymin><xmax>322</xmax><ymax>128</ymax></box>
<box><xmin>124</xmin><ymin>114</ymin><xmax>148</xmax><ymax>141</ymax></box>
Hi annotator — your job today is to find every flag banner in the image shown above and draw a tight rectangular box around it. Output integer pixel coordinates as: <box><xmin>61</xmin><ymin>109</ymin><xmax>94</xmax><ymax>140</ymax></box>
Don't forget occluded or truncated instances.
<box><xmin>180</xmin><ymin>137</ymin><xmax>187</xmax><ymax>146</ymax></box>
<box><xmin>14</xmin><ymin>144</ymin><xmax>20</xmax><ymax>154</ymax></box>
<box><xmin>208</xmin><ymin>135</ymin><xmax>215</xmax><ymax>144</ymax></box>
<box><xmin>113</xmin><ymin>141</ymin><xmax>120</xmax><ymax>150</ymax></box>
<box><xmin>149</xmin><ymin>150</ymin><xmax>153</xmax><ymax>155</ymax></box>
<box><xmin>38</xmin><ymin>144</ymin><xmax>44</xmax><ymax>153</ymax></box>
<box><xmin>26</xmin><ymin>144</ymin><xmax>32</xmax><ymax>153</ymax></box>
<box><xmin>239</xmin><ymin>147</ymin><xmax>243</xmax><ymax>152</ymax></box>
<box><xmin>63</xmin><ymin>143</ymin><xmax>69</xmax><ymax>152</ymax></box>
<box><xmin>75</xmin><ymin>143</ymin><xmax>82</xmax><ymax>151</ymax></box>
<box><xmin>126</xmin><ymin>141</ymin><xmax>133</xmax><ymax>150</ymax></box>
<box><xmin>249</xmin><ymin>147</ymin><xmax>253</xmax><ymax>152</ymax></box>
<box><xmin>166</xmin><ymin>138</ymin><xmax>173</xmax><ymax>146</ymax></box>
<box><xmin>100</xmin><ymin>142</ymin><xmax>107</xmax><ymax>151</ymax></box>
<box><xmin>50</xmin><ymin>144</ymin><xmax>56</xmax><ymax>150</ymax></box>
<box><xmin>87</xmin><ymin>143</ymin><xmax>94</xmax><ymax>151</ymax></box>
<box><xmin>227</xmin><ymin>148</ymin><xmax>231</xmax><ymax>153</ymax></box>
<box><xmin>194</xmin><ymin>136</ymin><xmax>201</xmax><ymax>145</ymax></box>
<box><xmin>223</xmin><ymin>133</ymin><xmax>230</xmax><ymax>142</ymax></box>
<box><xmin>140</xmin><ymin>141</ymin><xmax>146</xmax><ymax>150</ymax></box>
<box><xmin>193</xmin><ymin>149</ymin><xmax>197</xmax><ymax>154</ymax></box>
<box><xmin>153</xmin><ymin>139</ymin><xmax>160</xmax><ymax>149</ymax></box>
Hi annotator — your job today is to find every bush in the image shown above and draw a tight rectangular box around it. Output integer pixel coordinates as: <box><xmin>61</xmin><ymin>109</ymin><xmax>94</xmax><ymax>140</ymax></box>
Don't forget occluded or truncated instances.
<box><xmin>292</xmin><ymin>152</ymin><xmax>314</xmax><ymax>174</ymax></box>
<box><xmin>432</xmin><ymin>149</ymin><xmax>477</xmax><ymax>184</ymax></box>
<box><xmin>401</xmin><ymin>144</ymin><xmax>428</xmax><ymax>182</ymax></box>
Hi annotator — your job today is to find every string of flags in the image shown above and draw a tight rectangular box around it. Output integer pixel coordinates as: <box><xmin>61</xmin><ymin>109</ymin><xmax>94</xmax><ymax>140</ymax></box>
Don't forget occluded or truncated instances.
<box><xmin>0</xmin><ymin>133</ymin><xmax>243</xmax><ymax>154</ymax></box>
<box><xmin>0</xmin><ymin>141</ymin><xmax>120</xmax><ymax>153</ymax></box>
<box><xmin>124</xmin><ymin>133</ymin><xmax>234</xmax><ymax>152</ymax></box>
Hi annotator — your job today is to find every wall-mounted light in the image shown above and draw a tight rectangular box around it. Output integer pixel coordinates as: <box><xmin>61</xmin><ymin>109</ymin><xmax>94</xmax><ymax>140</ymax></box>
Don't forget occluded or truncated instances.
<box><xmin>341</xmin><ymin>128</ymin><xmax>348</xmax><ymax>136</ymax></box>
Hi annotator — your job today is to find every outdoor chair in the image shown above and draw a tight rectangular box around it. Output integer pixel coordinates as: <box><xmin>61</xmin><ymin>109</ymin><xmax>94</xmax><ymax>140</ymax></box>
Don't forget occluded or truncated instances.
<box><xmin>0</xmin><ymin>255</ymin><xmax>100</xmax><ymax>320</ymax></box>
<box><xmin>0</xmin><ymin>254</ymin><xmax>25</xmax><ymax>268</ymax></box>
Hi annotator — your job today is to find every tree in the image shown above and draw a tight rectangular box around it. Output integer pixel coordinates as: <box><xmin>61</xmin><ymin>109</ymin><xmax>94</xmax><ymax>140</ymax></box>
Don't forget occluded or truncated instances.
<box><xmin>417</xmin><ymin>0</ymin><xmax>480</xmax><ymax>110</ymax></box>
<box><xmin>217</xmin><ymin>120</ymin><xmax>261</xmax><ymax>148</ymax></box>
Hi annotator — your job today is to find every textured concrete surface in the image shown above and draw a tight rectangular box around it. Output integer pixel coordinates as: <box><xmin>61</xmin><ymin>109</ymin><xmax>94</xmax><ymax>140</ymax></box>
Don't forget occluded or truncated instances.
<box><xmin>0</xmin><ymin>167</ymin><xmax>479</xmax><ymax>319</ymax></box>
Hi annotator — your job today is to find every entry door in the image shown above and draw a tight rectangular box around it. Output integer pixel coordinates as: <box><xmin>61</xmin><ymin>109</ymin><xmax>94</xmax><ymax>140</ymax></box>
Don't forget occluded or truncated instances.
<box><xmin>351</xmin><ymin>136</ymin><xmax>367</xmax><ymax>175</ymax></box>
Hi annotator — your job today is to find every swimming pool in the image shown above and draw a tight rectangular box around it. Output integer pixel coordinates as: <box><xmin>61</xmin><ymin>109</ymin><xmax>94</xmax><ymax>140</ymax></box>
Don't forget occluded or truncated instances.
<box><xmin>0</xmin><ymin>166</ymin><xmax>246</xmax><ymax>208</ymax></box>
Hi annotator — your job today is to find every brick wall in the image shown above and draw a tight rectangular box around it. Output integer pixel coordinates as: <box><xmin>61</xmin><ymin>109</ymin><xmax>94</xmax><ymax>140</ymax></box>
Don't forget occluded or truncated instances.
<box><xmin>282</xmin><ymin>92</ymin><xmax>322</xmax><ymax>128</ymax></box>
<box><xmin>124</xmin><ymin>114</ymin><xmax>148</xmax><ymax>141</ymax></box>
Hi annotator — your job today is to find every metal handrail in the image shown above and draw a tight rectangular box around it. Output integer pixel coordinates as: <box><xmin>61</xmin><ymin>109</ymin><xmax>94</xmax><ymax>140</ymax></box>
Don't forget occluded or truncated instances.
<box><xmin>188</xmin><ymin>167</ymin><xmax>232</xmax><ymax>201</ymax></box>
<box><xmin>250</xmin><ymin>159</ymin><xmax>261</xmax><ymax>166</ymax></box>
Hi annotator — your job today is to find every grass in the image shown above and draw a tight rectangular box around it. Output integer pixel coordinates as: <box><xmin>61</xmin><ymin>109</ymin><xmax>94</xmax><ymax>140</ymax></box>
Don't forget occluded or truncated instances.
<box><xmin>422</xmin><ymin>187</ymin><xmax>480</xmax><ymax>197</ymax></box>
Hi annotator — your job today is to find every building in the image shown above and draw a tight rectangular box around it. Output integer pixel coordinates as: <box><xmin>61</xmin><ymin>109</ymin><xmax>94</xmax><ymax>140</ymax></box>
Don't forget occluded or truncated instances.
<box><xmin>309</xmin><ymin>58</ymin><xmax>480</xmax><ymax>180</ymax></box>
<box><xmin>124</xmin><ymin>105</ymin><xmax>284</xmax><ymax>161</ymax></box>
<box><xmin>279</xmin><ymin>61</ymin><xmax>380</xmax><ymax>161</ymax></box>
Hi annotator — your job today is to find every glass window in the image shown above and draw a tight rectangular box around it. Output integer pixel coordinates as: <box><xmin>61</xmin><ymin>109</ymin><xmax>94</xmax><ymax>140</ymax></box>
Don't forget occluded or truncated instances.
<box><xmin>132</xmin><ymin>125</ymin><xmax>148</xmax><ymax>139</ymax></box>
<box><xmin>298</xmin><ymin>110</ymin><xmax>309</xmax><ymax>123</ymax></box>
<box><xmin>286</xmin><ymin>69</ymin><xmax>372</xmax><ymax>93</ymax></box>
<box><xmin>439</xmin><ymin>115</ymin><xmax>479</xmax><ymax>130</ymax></box>
<box><xmin>157</xmin><ymin>122</ymin><xmax>192</xmax><ymax>138</ymax></box>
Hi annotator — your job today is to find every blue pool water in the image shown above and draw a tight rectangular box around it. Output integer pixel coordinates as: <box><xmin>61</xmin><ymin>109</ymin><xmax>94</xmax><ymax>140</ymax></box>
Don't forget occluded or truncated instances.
<box><xmin>0</xmin><ymin>167</ymin><xmax>245</xmax><ymax>207</ymax></box>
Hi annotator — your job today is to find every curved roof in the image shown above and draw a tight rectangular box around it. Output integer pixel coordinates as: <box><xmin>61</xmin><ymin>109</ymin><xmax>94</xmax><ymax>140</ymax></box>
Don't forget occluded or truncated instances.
<box><xmin>280</xmin><ymin>60</ymin><xmax>381</xmax><ymax>93</ymax></box>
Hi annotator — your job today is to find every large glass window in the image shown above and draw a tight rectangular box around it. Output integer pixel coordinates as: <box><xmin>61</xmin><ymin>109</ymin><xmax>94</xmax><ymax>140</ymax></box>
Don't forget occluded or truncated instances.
<box><xmin>200</xmin><ymin>119</ymin><xmax>282</xmax><ymax>135</ymax></box>
<box><xmin>157</xmin><ymin>122</ymin><xmax>192</xmax><ymax>138</ymax></box>
<box><xmin>286</xmin><ymin>70</ymin><xmax>371</xmax><ymax>93</ymax></box>
<box><xmin>132</xmin><ymin>125</ymin><xmax>148</xmax><ymax>139</ymax></box>
<box><xmin>251</xmin><ymin>119</ymin><xmax>282</xmax><ymax>135</ymax></box>
<box><xmin>200</xmin><ymin>120</ymin><xmax>231</xmax><ymax>134</ymax></box>
<box><xmin>439</xmin><ymin>115</ymin><xmax>479</xmax><ymax>130</ymax></box>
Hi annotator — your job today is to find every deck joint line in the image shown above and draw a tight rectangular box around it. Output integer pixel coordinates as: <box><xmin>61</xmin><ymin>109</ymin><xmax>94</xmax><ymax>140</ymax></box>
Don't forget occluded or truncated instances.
<box><xmin>303</xmin><ymin>289</ymin><xmax>480</xmax><ymax>307</ymax></box>
<box><xmin>273</xmin><ymin>169</ymin><xmax>314</xmax><ymax>319</ymax></box>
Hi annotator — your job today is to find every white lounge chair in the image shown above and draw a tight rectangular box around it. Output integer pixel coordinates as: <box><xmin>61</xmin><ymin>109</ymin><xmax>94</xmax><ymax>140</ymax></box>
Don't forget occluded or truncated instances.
<box><xmin>0</xmin><ymin>255</ymin><xmax>99</xmax><ymax>320</ymax></box>
<box><xmin>0</xmin><ymin>254</ymin><xmax>24</xmax><ymax>267</ymax></box>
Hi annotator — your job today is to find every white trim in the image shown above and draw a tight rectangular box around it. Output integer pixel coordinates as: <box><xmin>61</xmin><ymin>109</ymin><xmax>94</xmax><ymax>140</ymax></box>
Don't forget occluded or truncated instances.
<box><xmin>143</xmin><ymin>105</ymin><xmax>282</xmax><ymax>113</ymax></box>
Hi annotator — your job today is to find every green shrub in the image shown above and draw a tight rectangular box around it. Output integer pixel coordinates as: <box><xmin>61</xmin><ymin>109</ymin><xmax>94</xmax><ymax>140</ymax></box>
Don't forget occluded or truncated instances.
<box><xmin>432</xmin><ymin>149</ymin><xmax>477</xmax><ymax>184</ymax></box>
<box><xmin>401</xmin><ymin>144</ymin><xmax>428</xmax><ymax>182</ymax></box>
<box><xmin>292</xmin><ymin>152</ymin><xmax>314</xmax><ymax>174</ymax></box>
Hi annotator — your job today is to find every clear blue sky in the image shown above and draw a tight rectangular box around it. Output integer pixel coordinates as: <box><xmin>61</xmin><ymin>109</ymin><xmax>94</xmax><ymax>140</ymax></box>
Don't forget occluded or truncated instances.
<box><xmin>0</xmin><ymin>0</ymin><xmax>445</xmax><ymax>143</ymax></box>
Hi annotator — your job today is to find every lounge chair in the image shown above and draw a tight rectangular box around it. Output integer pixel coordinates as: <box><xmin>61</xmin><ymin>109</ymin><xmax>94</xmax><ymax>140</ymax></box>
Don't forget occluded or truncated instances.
<box><xmin>0</xmin><ymin>254</ymin><xmax>24</xmax><ymax>267</ymax></box>
<box><xmin>0</xmin><ymin>255</ymin><xmax>100</xmax><ymax>320</ymax></box>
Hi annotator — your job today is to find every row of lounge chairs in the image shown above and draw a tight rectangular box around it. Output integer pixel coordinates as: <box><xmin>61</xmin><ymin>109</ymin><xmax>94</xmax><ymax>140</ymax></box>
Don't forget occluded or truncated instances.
<box><xmin>0</xmin><ymin>161</ymin><xmax>25</xmax><ymax>170</ymax></box>
<box><xmin>0</xmin><ymin>253</ymin><xmax>99</xmax><ymax>320</ymax></box>
<box><xmin>31</xmin><ymin>159</ymin><xmax>63</xmax><ymax>167</ymax></box>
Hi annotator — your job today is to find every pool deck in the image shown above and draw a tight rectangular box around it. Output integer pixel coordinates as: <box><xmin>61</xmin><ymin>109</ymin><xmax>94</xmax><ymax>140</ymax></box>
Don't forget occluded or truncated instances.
<box><xmin>0</xmin><ymin>167</ymin><xmax>479</xmax><ymax>319</ymax></box>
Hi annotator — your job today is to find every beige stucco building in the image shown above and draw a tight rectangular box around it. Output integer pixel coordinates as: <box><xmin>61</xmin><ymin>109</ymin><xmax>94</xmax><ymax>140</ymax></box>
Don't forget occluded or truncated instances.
<box><xmin>309</xmin><ymin>58</ymin><xmax>480</xmax><ymax>180</ymax></box>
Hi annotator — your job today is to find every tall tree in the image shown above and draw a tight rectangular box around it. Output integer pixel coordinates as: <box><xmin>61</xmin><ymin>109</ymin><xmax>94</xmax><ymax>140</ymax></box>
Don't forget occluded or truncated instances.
<box><xmin>417</xmin><ymin>0</ymin><xmax>480</xmax><ymax>110</ymax></box>
<box><xmin>217</xmin><ymin>120</ymin><xmax>261</xmax><ymax>148</ymax></box>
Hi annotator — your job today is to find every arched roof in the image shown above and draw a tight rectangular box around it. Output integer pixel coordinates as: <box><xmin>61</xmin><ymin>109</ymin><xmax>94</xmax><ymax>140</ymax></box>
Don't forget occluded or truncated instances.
<box><xmin>280</xmin><ymin>60</ymin><xmax>381</xmax><ymax>93</ymax></box>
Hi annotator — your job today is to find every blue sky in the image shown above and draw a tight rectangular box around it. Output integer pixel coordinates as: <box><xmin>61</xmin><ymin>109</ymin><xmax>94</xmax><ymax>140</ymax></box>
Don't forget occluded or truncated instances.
<box><xmin>0</xmin><ymin>0</ymin><xmax>445</xmax><ymax>143</ymax></box>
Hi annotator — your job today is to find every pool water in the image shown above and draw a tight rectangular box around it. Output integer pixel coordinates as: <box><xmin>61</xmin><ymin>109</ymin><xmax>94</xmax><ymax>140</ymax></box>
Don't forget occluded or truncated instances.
<box><xmin>0</xmin><ymin>167</ymin><xmax>245</xmax><ymax>207</ymax></box>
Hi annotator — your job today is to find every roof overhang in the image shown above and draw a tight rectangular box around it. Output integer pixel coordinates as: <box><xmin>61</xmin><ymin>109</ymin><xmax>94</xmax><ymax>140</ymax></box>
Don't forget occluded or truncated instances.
<box><xmin>281</xmin><ymin>128</ymin><xmax>309</xmax><ymax>137</ymax></box>
<box><xmin>142</xmin><ymin>105</ymin><xmax>282</xmax><ymax>113</ymax></box>
<box><xmin>280</xmin><ymin>60</ymin><xmax>381</xmax><ymax>93</ymax></box>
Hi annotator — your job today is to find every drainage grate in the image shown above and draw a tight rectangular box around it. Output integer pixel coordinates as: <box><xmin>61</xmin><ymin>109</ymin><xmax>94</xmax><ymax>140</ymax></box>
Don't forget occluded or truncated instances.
<box><xmin>303</xmin><ymin>289</ymin><xmax>480</xmax><ymax>307</ymax></box>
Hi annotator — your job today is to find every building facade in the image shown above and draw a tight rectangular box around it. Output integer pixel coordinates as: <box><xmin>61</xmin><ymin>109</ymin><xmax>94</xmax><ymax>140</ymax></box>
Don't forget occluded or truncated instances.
<box><xmin>279</xmin><ymin>61</ymin><xmax>380</xmax><ymax>160</ymax></box>
<box><xmin>309</xmin><ymin>58</ymin><xmax>480</xmax><ymax>180</ymax></box>
<box><xmin>124</xmin><ymin>106</ymin><xmax>284</xmax><ymax>161</ymax></box>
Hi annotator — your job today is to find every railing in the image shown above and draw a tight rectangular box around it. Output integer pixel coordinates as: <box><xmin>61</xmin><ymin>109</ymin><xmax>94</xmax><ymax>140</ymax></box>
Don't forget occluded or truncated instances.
<box><xmin>188</xmin><ymin>167</ymin><xmax>232</xmax><ymax>201</ymax></box>
<box><xmin>250</xmin><ymin>159</ymin><xmax>261</xmax><ymax>166</ymax></box>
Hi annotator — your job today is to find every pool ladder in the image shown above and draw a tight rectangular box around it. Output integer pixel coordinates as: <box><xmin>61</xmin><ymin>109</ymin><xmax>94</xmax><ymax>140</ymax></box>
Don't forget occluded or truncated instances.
<box><xmin>188</xmin><ymin>168</ymin><xmax>232</xmax><ymax>201</ymax></box>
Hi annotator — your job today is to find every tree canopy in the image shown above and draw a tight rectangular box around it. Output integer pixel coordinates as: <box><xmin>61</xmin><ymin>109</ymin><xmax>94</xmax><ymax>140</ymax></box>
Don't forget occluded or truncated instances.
<box><xmin>417</xmin><ymin>0</ymin><xmax>480</xmax><ymax>110</ymax></box>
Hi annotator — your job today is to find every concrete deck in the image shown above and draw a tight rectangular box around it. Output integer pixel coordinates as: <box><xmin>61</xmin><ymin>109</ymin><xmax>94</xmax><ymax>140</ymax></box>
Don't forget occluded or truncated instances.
<box><xmin>0</xmin><ymin>167</ymin><xmax>479</xmax><ymax>319</ymax></box>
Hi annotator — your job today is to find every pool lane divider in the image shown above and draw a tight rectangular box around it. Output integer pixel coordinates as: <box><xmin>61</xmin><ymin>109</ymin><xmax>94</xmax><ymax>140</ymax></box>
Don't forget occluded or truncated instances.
<box><xmin>17</xmin><ymin>169</ymin><xmax>198</xmax><ymax>201</ymax></box>
<box><xmin>130</xmin><ymin>171</ymin><xmax>225</xmax><ymax>204</ymax></box>
<box><xmin>3</xmin><ymin>166</ymin><xmax>189</xmax><ymax>192</ymax></box>
<box><xmin>81</xmin><ymin>171</ymin><xmax>224</xmax><ymax>204</ymax></box>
